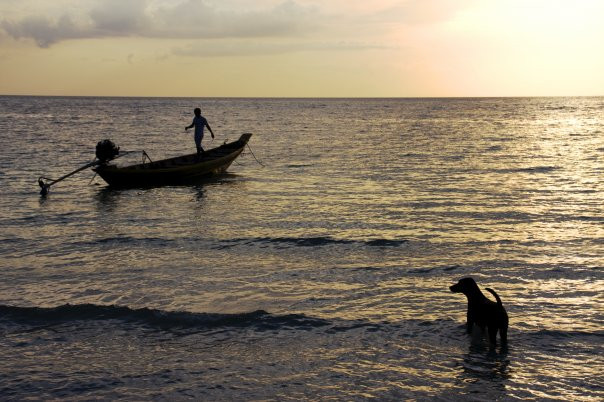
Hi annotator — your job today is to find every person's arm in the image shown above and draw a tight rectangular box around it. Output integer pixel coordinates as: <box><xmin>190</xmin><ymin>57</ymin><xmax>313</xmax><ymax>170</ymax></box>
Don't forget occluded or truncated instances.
<box><xmin>206</xmin><ymin>122</ymin><xmax>215</xmax><ymax>138</ymax></box>
<box><xmin>185</xmin><ymin>119</ymin><xmax>195</xmax><ymax>131</ymax></box>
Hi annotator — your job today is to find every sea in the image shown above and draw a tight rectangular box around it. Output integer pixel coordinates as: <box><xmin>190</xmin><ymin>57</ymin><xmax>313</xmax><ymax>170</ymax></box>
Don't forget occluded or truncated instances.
<box><xmin>0</xmin><ymin>96</ymin><xmax>602</xmax><ymax>400</ymax></box>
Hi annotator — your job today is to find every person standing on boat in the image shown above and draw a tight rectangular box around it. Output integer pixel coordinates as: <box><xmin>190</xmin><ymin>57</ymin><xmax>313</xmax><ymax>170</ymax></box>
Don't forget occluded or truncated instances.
<box><xmin>185</xmin><ymin>107</ymin><xmax>215</xmax><ymax>155</ymax></box>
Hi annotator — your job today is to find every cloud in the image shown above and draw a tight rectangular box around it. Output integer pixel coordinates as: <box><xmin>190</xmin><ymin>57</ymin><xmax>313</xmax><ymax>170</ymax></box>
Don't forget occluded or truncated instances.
<box><xmin>90</xmin><ymin>0</ymin><xmax>148</xmax><ymax>34</ymax></box>
<box><xmin>368</xmin><ymin>0</ymin><xmax>477</xmax><ymax>25</ymax></box>
<box><xmin>2</xmin><ymin>14</ymin><xmax>91</xmax><ymax>48</ymax></box>
<box><xmin>0</xmin><ymin>0</ymin><xmax>476</xmax><ymax>61</ymax></box>
<box><xmin>172</xmin><ymin>39</ymin><xmax>393</xmax><ymax>58</ymax></box>
<box><xmin>149</xmin><ymin>0</ymin><xmax>319</xmax><ymax>39</ymax></box>
<box><xmin>0</xmin><ymin>0</ymin><xmax>320</xmax><ymax>47</ymax></box>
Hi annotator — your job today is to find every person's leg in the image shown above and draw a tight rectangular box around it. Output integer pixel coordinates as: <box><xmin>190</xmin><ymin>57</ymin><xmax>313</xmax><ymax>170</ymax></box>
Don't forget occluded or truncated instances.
<box><xmin>194</xmin><ymin>132</ymin><xmax>204</xmax><ymax>154</ymax></box>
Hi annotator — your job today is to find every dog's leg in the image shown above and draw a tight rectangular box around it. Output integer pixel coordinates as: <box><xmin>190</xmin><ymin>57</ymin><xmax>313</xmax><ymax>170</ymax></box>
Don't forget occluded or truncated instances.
<box><xmin>500</xmin><ymin>326</ymin><xmax>508</xmax><ymax>345</ymax></box>
<box><xmin>487</xmin><ymin>325</ymin><xmax>498</xmax><ymax>344</ymax></box>
<box><xmin>466</xmin><ymin>312</ymin><xmax>474</xmax><ymax>334</ymax></box>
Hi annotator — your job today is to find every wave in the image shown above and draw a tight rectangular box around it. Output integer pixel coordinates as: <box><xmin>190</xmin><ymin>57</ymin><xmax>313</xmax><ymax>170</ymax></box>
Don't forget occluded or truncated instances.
<box><xmin>7</xmin><ymin>236</ymin><xmax>410</xmax><ymax>259</ymax></box>
<box><xmin>437</xmin><ymin>210</ymin><xmax>603</xmax><ymax>224</ymax></box>
<box><xmin>532</xmin><ymin>329</ymin><xmax>604</xmax><ymax>339</ymax></box>
<box><xmin>544</xmin><ymin>105</ymin><xmax>575</xmax><ymax>111</ymax></box>
<box><xmin>11</xmin><ymin>236</ymin><xmax>183</xmax><ymax>258</ymax></box>
<box><xmin>94</xmin><ymin>236</ymin><xmax>171</xmax><ymax>246</ymax></box>
<box><xmin>0</xmin><ymin>304</ymin><xmax>331</xmax><ymax>332</ymax></box>
<box><xmin>214</xmin><ymin>236</ymin><xmax>408</xmax><ymax>249</ymax></box>
<box><xmin>492</xmin><ymin>166</ymin><xmax>560</xmax><ymax>174</ymax></box>
<box><xmin>365</xmin><ymin>239</ymin><xmax>409</xmax><ymax>247</ymax></box>
<box><xmin>0</xmin><ymin>304</ymin><xmax>400</xmax><ymax>336</ymax></box>
<box><xmin>485</xmin><ymin>145</ymin><xmax>503</xmax><ymax>152</ymax></box>
<box><xmin>408</xmin><ymin>264</ymin><xmax>461</xmax><ymax>274</ymax></box>
<box><xmin>286</xmin><ymin>163</ymin><xmax>313</xmax><ymax>168</ymax></box>
<box><xmin>0</xmin><ymin>304</ymin><xmax>456</xmax><ymax>337</ymax></box>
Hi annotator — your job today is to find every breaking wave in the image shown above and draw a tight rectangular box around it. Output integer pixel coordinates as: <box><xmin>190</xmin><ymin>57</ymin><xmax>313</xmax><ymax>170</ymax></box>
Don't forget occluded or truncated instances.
<box><xmin>214</xmin><ymin>236</ymin><xmax>409</xmax><ymax>249</ymax></box>
<box><xmin>0</xmin><ymin>304</ymin><xmax>330</xmax><ymax>332</ymax></box>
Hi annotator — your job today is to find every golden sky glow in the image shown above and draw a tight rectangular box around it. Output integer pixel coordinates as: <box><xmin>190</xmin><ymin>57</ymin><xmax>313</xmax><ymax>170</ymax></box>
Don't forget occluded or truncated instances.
<box><xmin>0</xmin><ymin>0</ymin><xmax>603</xmax><ymax>97</ymax></box>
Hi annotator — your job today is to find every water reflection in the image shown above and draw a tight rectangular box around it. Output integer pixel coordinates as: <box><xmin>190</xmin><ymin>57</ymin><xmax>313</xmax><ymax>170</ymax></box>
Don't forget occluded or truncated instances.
<box><xmin>456</xmin><ymin>341</ymin><xmax>511</xmax><ymax>398</ymax></box>
<box><xmin>188</xmin><ymin>174</ymin><xmax>246</xmax><ymax>206</ymax></box>
<box><xmin>95</xmin><ymin>187</ymin><xmax>123</xmax><ymax>211</ymax></box>
<box><xmin>38</xmin><ymin>193</ymin><xmax>50</xmax><ymax>207</ymax></box>
<box><xmin>93</xmin><ymin>177</ymin><xmax>235</xmax><ymax>209</ymax></box>
<box><xmin>192</xmin><ymin>184</ymin><xmax>206</xmax><ymax>201</ymax></box>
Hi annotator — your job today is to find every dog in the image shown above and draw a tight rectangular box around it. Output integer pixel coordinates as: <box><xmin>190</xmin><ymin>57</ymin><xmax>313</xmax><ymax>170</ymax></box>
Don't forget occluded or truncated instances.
<box><xmin>450</xmin><ymin>277</ymin><xmax>508</xmax><ymax>345</ymax></box>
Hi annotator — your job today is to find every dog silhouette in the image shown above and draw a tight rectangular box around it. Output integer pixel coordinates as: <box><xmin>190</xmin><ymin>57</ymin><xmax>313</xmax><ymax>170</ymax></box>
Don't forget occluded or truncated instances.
<box><xmin>450</xmin><ymin>277</ymin><xmax>508</xmax><ymax>345</ymax></box>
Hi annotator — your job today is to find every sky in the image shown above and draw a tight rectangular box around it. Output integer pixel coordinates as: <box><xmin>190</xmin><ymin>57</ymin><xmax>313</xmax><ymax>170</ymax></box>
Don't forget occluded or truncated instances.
<box><xmin>0</xmin><ymin>0</ymin><xmax>603</xmax><ymax>97</ymax></box>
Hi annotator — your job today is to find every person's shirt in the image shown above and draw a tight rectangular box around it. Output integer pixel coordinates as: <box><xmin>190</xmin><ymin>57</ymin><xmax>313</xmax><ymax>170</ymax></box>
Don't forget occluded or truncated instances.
<box><xmin>191</xmin><ymin>115</ymin><xmax>208</xmax><ymax>136</ymax></box>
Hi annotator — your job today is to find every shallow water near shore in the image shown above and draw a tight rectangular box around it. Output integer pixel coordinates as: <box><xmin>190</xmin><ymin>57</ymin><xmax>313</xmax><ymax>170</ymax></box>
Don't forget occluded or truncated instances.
<box><xmin>0</xmin><ymin>96</ymin><xmax>603</xmax><ymax>400</ymax></box>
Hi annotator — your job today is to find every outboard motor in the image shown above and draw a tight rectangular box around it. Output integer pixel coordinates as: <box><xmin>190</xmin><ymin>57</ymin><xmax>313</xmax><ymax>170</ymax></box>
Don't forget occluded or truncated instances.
<box><xmin>95</xmin><ymin>139</ymin><xmax>120</xmax><ymax>163</ymax></box>
<box><xmin>36</xmin><ymin>139</ymin><xmax>121</xmax><ymax>196</ymax></box>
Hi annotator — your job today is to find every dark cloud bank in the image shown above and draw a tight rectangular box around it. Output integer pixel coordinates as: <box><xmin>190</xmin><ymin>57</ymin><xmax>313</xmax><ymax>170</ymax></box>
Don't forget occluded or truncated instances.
<box><xmin>1</xmin><ymin>0</ymin><xmax>318</xmax><ymax>48</ymax></box>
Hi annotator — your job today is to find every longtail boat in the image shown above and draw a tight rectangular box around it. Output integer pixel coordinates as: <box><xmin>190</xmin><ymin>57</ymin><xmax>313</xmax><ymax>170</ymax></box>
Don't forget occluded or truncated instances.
<box><xmin>93</xmin><ymin>133</ymin><xmax>252</xmax><ymax>187</ymax></box>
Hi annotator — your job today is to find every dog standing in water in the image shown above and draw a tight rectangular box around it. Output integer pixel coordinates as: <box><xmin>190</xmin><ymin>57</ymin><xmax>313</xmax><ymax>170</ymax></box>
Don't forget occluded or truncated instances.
<box><xmin>450</xmin><ymin>277</ymin><xmax>508</xmax><ymax>345</ymax></box>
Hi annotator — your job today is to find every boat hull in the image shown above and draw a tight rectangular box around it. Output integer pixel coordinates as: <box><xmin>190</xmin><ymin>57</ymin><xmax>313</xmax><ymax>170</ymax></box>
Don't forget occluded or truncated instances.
<box><xmin>94</xmin><ymin>133</ymin><xmax>251</xmax><ymax>187</ymax></box>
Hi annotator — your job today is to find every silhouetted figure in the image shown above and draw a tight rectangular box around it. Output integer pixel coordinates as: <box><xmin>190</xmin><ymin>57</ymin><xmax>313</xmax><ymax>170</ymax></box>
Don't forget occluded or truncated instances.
<box><xmin>185</xmin><ymin>107</ymin><xmax>214</xmax><ymax>155</ymax></box>
<box><xmin>450</xmin><ymin>277</ymin><xmax>508</xmax><ymax>345</ymax></box>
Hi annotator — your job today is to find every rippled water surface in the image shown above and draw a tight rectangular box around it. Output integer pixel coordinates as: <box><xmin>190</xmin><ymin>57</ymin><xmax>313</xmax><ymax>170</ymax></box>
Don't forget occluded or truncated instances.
<box><xmin>0</xmin><ymin>96</ymin><xmax>603</xmax><ymax>400</ymax></box>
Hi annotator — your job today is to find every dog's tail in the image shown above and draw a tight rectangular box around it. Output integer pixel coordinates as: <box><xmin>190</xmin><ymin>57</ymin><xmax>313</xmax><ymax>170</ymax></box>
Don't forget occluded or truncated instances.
<box><xmin>485</xmin><ymin>288</ymin><xmax>503</xmax><ymax>306</ymax></box>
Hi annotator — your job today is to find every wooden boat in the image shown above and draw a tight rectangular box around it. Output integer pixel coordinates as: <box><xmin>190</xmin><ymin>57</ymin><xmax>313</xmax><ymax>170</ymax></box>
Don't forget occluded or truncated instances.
<box><xmin>93</xmin><ymin>133</ymin><xmax>252</xmax><ymax>187</ymax></box>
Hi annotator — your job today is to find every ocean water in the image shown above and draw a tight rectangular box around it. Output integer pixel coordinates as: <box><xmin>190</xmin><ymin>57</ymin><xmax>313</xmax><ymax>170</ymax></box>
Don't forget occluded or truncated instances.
<box><xmin>0</xmin><ymin>96</ymin><xmax>602</xmax><ymax>400</ymax></box>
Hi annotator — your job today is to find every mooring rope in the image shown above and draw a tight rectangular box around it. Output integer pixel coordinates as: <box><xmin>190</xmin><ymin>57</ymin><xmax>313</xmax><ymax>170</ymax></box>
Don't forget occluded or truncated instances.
<box><xmin>246</xmin><ymin>143</ymin><xmax>265</xmax><ymax>167</ymax></box>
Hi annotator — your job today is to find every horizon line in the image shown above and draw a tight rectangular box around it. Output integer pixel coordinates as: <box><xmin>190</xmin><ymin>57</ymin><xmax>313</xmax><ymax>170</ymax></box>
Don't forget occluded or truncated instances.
<box><xmin>1</xmin><ymin>94</ymin><xmax>602</xmax><ymax>99</ymax></box>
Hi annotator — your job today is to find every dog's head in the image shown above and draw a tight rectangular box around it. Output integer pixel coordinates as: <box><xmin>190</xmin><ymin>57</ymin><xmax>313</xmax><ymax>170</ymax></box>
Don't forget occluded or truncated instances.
<box><xmin>450</xmin><ymin>277</ymin><xmax>479</xmax><ymax>295</ymax></box>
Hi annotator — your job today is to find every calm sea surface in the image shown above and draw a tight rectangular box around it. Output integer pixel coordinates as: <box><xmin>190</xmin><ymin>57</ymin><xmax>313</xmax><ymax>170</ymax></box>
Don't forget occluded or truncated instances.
<box><xmin>0</xmin><ymin>96</ymin><xmax>602</xmax><ymax>400</ymax></box>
